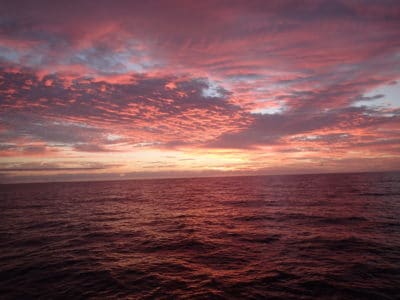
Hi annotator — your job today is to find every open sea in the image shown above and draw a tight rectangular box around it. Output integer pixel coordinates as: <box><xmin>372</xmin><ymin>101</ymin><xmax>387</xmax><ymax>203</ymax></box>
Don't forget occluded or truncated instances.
<box><xmin>0</xmin><ymin>172</ymin><xmax>399</xmax><ymax>299</ymax></box>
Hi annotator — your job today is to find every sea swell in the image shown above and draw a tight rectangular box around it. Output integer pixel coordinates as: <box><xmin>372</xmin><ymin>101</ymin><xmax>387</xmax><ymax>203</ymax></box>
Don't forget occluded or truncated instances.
<box><xmin>0</xmin><ymin>172</ymin><xmax>399</xmax><ymax>299</ymax></box>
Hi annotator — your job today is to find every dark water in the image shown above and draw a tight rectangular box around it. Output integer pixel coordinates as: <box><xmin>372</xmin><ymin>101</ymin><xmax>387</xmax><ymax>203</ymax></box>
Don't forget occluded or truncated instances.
<box><xmin>0</xmin><ymin>172</ymin><xmax>399</xmax><ymax>299</ymax></box>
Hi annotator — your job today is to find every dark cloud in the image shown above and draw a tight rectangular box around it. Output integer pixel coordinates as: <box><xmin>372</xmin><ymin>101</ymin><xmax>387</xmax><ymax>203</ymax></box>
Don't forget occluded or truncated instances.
<box><xmin>0</xmin><ymin>161</ymin><xmax>122</xmax><ymax>172</ymax></box>
<box><xmin>0</xmin><ymin>67</ymin><xmax>247</xmax><ymax>151</ymax></box>
<box><xmin>208</xmin><ymin>107</ymin><xmax>400</xmax><ymax>149</ymax></box>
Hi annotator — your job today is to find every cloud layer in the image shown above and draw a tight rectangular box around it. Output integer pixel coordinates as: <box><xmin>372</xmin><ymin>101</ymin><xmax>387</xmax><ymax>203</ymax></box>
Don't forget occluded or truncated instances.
<box><xmin>1</xmin><ymin>0</ymin><xmax>399</xmax><ymax>182</ymax></box>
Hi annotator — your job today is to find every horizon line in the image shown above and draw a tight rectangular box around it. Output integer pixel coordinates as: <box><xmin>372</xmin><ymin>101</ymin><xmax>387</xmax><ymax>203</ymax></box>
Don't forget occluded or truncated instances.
<box><xmin>1</xmin><ymin>169</ymin><xmax>399</xmax><ymax>186</ymax></box>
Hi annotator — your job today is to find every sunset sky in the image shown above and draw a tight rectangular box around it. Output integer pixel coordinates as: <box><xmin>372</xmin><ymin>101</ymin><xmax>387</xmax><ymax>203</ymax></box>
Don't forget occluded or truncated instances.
<box><xmin>0</xmin><ymin>1</ymin><xmax>399</xmax><ymax>183</ymax></box>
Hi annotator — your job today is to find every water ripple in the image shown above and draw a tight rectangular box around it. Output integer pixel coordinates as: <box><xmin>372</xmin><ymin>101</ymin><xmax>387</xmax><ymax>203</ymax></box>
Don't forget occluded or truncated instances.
<box><xmin>0</xmin><ymin>172</ymin><xmax>399</xmax><ymax>299</ymax></box>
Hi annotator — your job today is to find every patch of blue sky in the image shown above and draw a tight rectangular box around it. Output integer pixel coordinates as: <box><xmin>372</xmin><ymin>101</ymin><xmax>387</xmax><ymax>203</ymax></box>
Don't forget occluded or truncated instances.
<box><xmin>202</xmin><ymin>80</ymin><xmax>224</xmax><ymax>98</ymax></box>
<box><xmin>251</xmin><ymin>98</ymin><xmax>286</xmax><ymax>115</ymax></box>
<box><xmin>0</xmin><ymin>46</ymin><xmax>20</xmax><ymax>63</ymax></box>
<box><xmin>71</xmin><ymin>48</ymin><xmax>147</xmax><ymax>74</ymax></box>
<box><xmin>353</xmin><ymin>81</ymin><xmax>400</xmax><ymax>109</ymax></box>
<box><xmin>251</xmin><ymin>102</ymin><xmax>286</xmax><ymax>115</ymax></box>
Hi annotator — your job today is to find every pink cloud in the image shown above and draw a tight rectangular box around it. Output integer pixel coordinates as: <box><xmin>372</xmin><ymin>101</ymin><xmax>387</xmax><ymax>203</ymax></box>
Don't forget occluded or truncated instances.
<box><xmin>1</xmin><ymin>1</ymin><xmax>399</xmax><ymax>180</ymax></box>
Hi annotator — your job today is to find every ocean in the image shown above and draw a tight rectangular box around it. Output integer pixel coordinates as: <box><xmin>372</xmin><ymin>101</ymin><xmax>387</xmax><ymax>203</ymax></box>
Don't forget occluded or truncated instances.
<box><xmin>0</xmin><ymin>172</ymin><xmax>399</xmax><ymax>299</ymax></box>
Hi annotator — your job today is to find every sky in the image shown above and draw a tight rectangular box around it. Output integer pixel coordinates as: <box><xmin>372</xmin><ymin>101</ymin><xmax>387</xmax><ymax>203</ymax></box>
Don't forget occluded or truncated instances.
<box><xmin>0</xmin><ymin>0</ymin><xmax>399</xmax><ymax>183</ymax></box>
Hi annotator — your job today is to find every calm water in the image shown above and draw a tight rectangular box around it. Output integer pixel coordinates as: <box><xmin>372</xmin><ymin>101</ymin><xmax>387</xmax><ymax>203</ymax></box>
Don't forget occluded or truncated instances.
<box><xmin>0</xmin><ymin>172</ymin><xmax>399</xmax><ymax>299</ymax></box>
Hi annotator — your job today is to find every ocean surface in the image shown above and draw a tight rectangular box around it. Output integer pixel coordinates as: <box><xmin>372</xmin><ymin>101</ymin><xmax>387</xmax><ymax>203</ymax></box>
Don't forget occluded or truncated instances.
<box><xmin>0</xmin><ymin>172</ymin><xmax>399</xmax><ymax>299</ymax></box>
